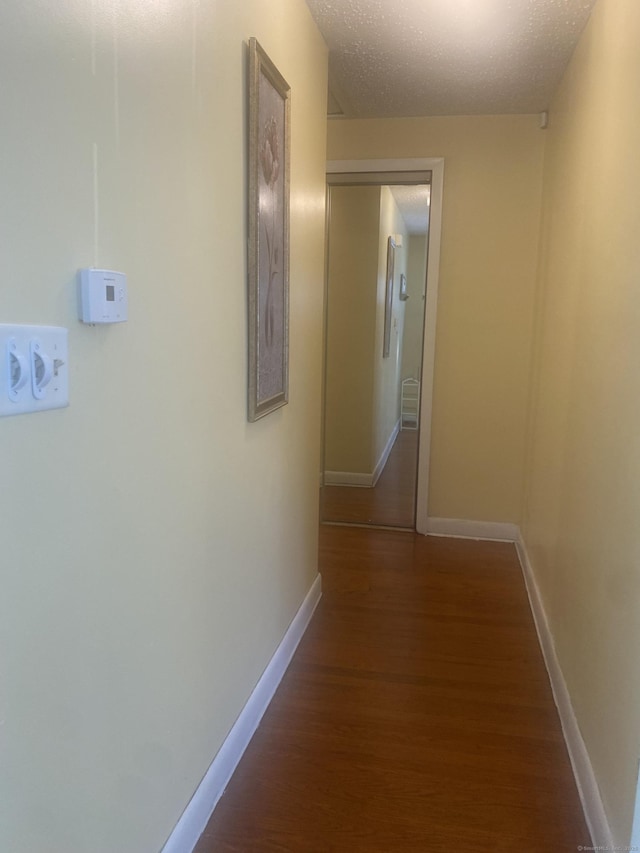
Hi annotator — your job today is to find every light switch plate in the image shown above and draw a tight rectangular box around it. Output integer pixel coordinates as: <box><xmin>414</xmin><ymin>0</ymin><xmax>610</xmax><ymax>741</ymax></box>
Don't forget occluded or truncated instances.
<box><xmin>0</xmin><ymin>325</ymin><xmax>69</xmax><ymax>416</ymax></box>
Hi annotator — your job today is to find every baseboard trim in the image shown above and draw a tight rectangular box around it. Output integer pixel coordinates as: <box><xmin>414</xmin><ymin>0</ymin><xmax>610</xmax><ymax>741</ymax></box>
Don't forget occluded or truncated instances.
<box><xmin>323</xmin><ymin>470</ymin><xmax>373</xmax><ymax>487</ymax></box>
<box><xmin>426</xmin><ymin>517</ymin><xmax>519</xmax><ymax>542</ymax></box>
<box><xmin>161</xmin><ymin>574</ymin><xmax>323</xmax><ymax>853</ymax></box>
<box><xmin>372</xmin><ymin>419</ymin><xmax>400</xmax><ymax>487</ymax></box>
<box><xmin>323</xmin><ymin>421</ymin><xmax>400</xmax><ymax>489</ymax></box>
<box><xmin>515</xmin><ymin>533</ymin><xmax>612</xmax><ymax>850</ymax></box>
<box><xmin>631</xmin><ymin>763</ymin><xmax>640</xmax><ymax>847</ymax></box>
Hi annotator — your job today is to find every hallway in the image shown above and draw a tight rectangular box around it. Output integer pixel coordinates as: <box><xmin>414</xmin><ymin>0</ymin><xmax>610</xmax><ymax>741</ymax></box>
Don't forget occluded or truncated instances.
<box><xmin>194</xmin><ymin>526</ymin><xmax>589</xmax><ymax>852</ymax></box>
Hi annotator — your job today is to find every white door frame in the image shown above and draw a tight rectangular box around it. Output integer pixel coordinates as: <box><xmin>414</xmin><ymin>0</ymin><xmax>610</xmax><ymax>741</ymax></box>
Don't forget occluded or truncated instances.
<box><xmin>326</xmin><ymin>158</ymin><xmax>444</xmax><ymax>535</ymax></box>
<box><xmin>631</xmin><ymin>762</ymin><xmax>640</xmax><ymax>848</ymax></box>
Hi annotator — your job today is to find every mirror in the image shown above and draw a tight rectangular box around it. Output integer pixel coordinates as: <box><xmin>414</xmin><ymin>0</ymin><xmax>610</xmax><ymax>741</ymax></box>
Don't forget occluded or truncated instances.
<box><xmin>321</xmin><ymin>178</ymin><xmax>431</xmax><ymax>529</ymax></box>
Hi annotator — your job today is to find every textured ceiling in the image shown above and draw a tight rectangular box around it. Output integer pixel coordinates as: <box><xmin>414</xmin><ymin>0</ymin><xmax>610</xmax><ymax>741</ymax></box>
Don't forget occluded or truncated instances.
<box><xmin>306</xmin><ymin>0</ymin><xmax>597</xmax><ymax>118</ymax></box>
<box><xmin>391</xmin><ymin>185</ymin><xmax>431</xmax><ymax>234</ymax></box>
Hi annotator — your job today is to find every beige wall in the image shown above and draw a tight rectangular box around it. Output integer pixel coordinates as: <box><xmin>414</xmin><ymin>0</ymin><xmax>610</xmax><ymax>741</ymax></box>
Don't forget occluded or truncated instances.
<box><xmin>0</xmin><ymin>3</ymin><xmax>327</xmax><ymax>852</ymax></box>
<box><xmin>328</xmin><ymin>116</ymin><xmax>545</xmax><ymax>522</ymax></box>
<box><xmin>324</xmin><ymin>185</ymin><xmax>380</xmax><ymax>474</ymax></box>
<box><xmin>373</xmin><ymin>187</ymin><xmax>409</xmax><ymax>466</ymax></box>
<box><xmin>522</xmin><ymin>0</ymin><xmax>640</xmax><ymax>843</ymax></box>
<box><xmin>401</xmin><ymin>234</ymin><xmax>429</xmax><ymax>382</ymax></box>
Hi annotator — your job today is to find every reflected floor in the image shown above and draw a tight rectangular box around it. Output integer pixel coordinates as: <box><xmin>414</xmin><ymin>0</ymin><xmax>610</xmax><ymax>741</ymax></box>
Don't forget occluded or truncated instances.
<box><xmin>321</xmin><ymin>429</ymin><xmax>418</xmax><ymax>528</ymax></box>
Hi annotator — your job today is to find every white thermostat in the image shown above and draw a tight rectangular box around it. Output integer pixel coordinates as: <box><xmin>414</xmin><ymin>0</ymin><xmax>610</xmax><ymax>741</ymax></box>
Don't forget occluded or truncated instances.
<box><xmin>79</xmin><ymin>269</ymin><xmax>128</xmax><ymax>324</ymax></box>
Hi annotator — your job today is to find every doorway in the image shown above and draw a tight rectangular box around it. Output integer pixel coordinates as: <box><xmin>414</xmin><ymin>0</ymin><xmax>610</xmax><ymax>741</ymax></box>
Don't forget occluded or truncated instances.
<box><xmin>320</xmin><ymin>159</ymin><xmax>444</xmax><ymax>533</ymax></box>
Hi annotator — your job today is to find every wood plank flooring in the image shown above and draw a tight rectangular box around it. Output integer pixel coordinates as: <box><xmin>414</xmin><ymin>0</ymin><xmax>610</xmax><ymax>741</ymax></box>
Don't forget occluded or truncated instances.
<box><xmin>321</xmin><ymin>430</ymin><xmax>418</xmax><ymax>528</ymax></box>
<box><xmin>194</xmin><ymin>526</ymin><xmax>590</xmax><ymax>852</ymax></box>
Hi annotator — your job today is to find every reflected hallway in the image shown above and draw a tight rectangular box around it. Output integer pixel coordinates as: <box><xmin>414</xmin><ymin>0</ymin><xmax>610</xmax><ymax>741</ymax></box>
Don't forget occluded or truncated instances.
<box><xmin>321</xmin><ymin>428</ymin><xmax>418</xmax><ymax>528</ymax></box>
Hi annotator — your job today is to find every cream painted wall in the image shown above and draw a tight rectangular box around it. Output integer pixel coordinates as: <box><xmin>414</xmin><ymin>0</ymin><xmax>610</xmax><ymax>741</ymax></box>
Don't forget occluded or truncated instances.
<box><xmin>522</xmin><ymin>0</ymin><xmax>640</xmax><ymax>843</ymax></box>
<box><xmin>401</xmin><ymin>234</ymin><xmax>429</xmax><ymax>382</ymax></box>
<box><xmin>373</xmin><ymin>186</ymin><xmax>408</xmax><ymax>466</ymax></box>
<box><xmin>0</xmin><ymin>3</ymin><xmax>327</xmax><ymax>852</ymax></box>
<box><xmin>324</xmin><ymin>185</ymin><xmax>379</xmax><ymax>474</ymax></box>
<box><xmin>328</xmin><ymin>117</ymin><xmax>545</xmax><ymax>522</ymax></box>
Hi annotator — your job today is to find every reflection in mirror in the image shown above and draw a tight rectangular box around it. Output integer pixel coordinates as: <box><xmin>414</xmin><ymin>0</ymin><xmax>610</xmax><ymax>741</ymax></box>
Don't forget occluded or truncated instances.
<box><xmin>321</xmin><ymin>181</ymin><xmax>431</xmax><ymax>529</ymax></box>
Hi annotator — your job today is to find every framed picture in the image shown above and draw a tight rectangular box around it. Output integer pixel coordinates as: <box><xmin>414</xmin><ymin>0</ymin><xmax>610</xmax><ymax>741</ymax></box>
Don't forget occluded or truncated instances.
<box><xmin>383</xmin><ymin>236</ymin><xmax>396</xmax><ymax>357</ymax></box>
<box><xmin>247</xmin><ymin>38</ymin><xmax>291</xmax><ymax>421</ymax></box>
<box><xmin>399</xmin><ymin>273</ymin><xmax>408</xmax><ymax>301</ymax></box>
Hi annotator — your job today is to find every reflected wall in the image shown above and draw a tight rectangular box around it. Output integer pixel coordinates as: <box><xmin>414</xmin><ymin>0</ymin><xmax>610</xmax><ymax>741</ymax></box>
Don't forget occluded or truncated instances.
<box><xmin>322</xmin><ymin>182</ymin><xmax>429</xmax><ymax>528</ymax></box>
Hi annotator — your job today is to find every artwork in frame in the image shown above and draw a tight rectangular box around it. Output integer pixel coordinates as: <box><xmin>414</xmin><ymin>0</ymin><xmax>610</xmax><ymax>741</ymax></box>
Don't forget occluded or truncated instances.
<box><xmin>247</xmin><ymin>37</ymin><xmax>291</xmax><ymax>421</ymax></box>
<box><xmin>399</xmin><ymin>272</ymin><xmax>408</xmax><ymax>301</ymax></box>
<box><xmin>383</xmin><ymin>236</ymin><xmax>396</xmax><ymax>358</ymax></box>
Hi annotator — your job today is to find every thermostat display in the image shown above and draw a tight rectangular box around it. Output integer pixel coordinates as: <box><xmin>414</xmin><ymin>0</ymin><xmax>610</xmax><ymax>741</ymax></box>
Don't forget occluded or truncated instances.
<box><xmin>79</xmin><ymin>269</ymin><xmax>128</xmax><ymax>324</ymax></box>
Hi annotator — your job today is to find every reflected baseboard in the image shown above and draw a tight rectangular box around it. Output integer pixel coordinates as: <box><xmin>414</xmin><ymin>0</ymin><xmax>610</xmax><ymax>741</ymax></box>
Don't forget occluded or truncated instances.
<box><xmin>372</xmin><ymin>419</ymin><xmax>400</xmax><ymax>486</ymax></box>
<box><xmin>321</xmin><ymin>520</ymin><xmax>415</xmax><ymax>532</ymax></box>
<box><xmin>426</xmin><ymin>517</ymin><xmax>518</xmax><ymax>541</ymax></box>
<box><xmin>324</xmin><ymin>420</ymin><xmax>401</xmax><ymax>489</ymax></box>
<box><xmin>323</xmin><ymin>470</ymin><xmax>374</xmax><ymax>488</ymax></box>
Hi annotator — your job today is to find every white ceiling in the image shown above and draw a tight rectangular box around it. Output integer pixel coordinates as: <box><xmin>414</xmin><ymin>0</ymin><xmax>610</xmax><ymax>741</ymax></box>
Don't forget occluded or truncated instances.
<box><xmin>306</xmin><ymin>0</ymin><xmax>597</xmax><ymax>118</ymax></box>
<box><xmin>390</xmin><ymin>185</ymin><xmax>431</xmax><ymax>234</ymax></box>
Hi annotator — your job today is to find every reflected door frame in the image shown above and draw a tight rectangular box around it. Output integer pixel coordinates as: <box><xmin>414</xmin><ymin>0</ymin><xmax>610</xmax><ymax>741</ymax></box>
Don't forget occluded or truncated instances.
<box><xmin>325</xmin><ymin>158</ymin><xmax>444</xmax><ymax>535</ymax></box>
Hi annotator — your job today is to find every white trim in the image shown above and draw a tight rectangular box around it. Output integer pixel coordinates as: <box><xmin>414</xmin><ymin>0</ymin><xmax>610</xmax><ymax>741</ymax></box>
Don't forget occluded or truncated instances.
<box><xmin>161</xmin><ymin>574</ymin><xmax>323</xmax><ymax>853</ymax></box>
<box><xmin>515</xmin><ymin>533</ymin><xmax>612</xmax><ymax>850</ymax></box>
<box><xmin>631</xmin><ymin>762</ymin><xmax>640</xmax><ymax>848</ymax></box>
<box><xmin>426</xmin><ymin>517</ymin><xmax>519</xmax><ymax>542</ymax></box>
<box><xmin>324</xmin><ymin>470</ymin><xmax>373</xmax><ymax>487</ymax></box>
<box><xmin>372</xmin><ymin>418</ymin><xmax>400</xmax><ymax>486</ymax></box>
<box><xmin>327</xmin><ymin>158</ymin><xmax>437</xmax><ymax>175</ymax></box>
<box><xmin>321</xmin><ymin>520</ymin><xmax>413</xmax><ymax>532</ymax></box>
<box><xmin>416</xmin><ymin>161</ymin><xmax>443</xmax><ymax>535</ymax></box>
<box><xmin>324</xmin><ymin>420</ymin><xmax>400</xmax><ymax>488</ymax></box>
<box><xmin>325</xmin><ymin>158</ymin><xmax>444</xmax><ymax>536</ymax></box>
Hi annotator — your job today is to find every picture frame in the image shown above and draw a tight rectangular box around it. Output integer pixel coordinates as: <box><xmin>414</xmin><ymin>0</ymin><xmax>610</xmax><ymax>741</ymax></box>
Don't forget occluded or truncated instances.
<box><xmin>247</xmin><ymin>38</ymin><xmax>291</xmax><ymax>421</ymax></box>
<box><xmin>399</xmin><ymin>272</ymin><xmax>408</xmax><ymax>301</ymax></box>
<box><xmin>383</xmin><ymin>236</ymin><xmax>396</xmax><ymax>357</ymax></box>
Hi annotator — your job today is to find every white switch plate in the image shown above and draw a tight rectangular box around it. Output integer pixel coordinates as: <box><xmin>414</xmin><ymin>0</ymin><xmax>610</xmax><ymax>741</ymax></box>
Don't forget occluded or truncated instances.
<box><xmin>0</xmin><ymin>325</ymin><xmax>69</xmax><ymax>416</ymax></box>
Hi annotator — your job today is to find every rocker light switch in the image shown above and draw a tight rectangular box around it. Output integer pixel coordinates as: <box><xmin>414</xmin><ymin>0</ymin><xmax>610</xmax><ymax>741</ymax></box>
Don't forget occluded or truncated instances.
<box><xmin>0</xmin><ymin>325</ymin><xmax>69</xmax><ymax>416</ymax></box>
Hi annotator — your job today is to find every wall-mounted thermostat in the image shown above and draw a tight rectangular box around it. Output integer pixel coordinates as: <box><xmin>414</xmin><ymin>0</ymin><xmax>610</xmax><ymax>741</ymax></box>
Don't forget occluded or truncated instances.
<box><xmin>79</xmin><ymin>269</ymin><xmax>128</xmax><ymax>324</ymax></box>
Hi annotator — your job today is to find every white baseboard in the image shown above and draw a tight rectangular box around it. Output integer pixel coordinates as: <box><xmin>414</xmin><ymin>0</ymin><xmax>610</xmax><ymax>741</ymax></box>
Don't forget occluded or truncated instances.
<box><xmin>372</xmin><ymin>419</ymin><xmax>400</xmax><ymax>486</ymax></box>
<box><xmin>426</xmin><ymin>517</ymin><xmax>519</xmax><ymax>541</ymax></box>
<box><xmin>631</xmin><ymin>763</ymin><xmax>640</xmax><ymax>847</ymax></box>
<box><xmin>161</xmin><ymin>574</ymin><xmax>323</xmax><ymax>853</ymax></box>
<box><xmin>515</xmin><ymin>533</ymin><xmax>612</xmax><ymax>849</ymax></box>
<box><xmin>323</xmin><ymin>420</ymin><xmax>400</xmax><ymax>489</ymax></box>
<box><xmin>323</xmin><ymin>470</ymin><xmax>373</xmax><ymax>487</ymax></box>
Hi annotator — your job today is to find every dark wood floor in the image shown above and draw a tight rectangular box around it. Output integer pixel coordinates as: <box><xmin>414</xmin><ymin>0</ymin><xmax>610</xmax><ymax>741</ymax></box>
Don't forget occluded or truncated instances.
<box><xmin>321</xmin><ymin>429</ymin><xmax>418</xmax><ymax>528</ymax></box>
<box><xmin>194</xmin><ymin>526</ymin><xmax>590</xmax><ymax>852</ymax></box>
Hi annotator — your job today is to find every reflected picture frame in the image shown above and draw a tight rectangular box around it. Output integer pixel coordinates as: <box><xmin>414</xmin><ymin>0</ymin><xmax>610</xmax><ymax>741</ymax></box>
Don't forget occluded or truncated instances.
<box><xmin>383</xmin><ymin>236</ymin><xmax>396</xmax><ymax>357</ymax></box>
<box><xmin>399</xmin><ymin>272</ymin><xmax>408</xmax><ymax>301</ymax></box>
<box><xmin>247</xmin><ymin>37</ymin><xmax>291</xmax><ymax>421</ymax></box>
